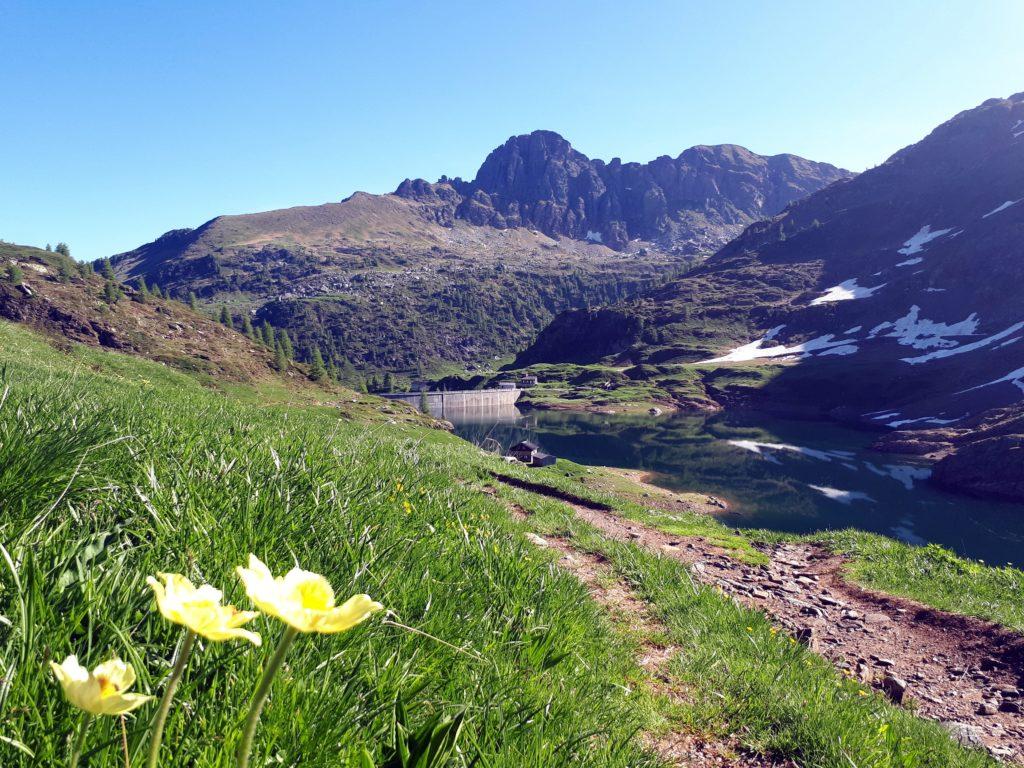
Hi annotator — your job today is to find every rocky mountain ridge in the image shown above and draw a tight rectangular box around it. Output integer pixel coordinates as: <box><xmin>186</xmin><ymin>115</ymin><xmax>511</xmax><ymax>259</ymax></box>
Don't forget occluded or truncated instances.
<box><xmin>395</xmin><ymin>130</ymin><xmax>852</xmax><ymax>252</ymax></box>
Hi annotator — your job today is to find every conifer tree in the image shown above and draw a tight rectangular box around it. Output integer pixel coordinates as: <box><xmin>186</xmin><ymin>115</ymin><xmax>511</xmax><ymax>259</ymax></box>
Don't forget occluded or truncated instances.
<box><xmin>7</xmin><ymin>264</ymin><xmax>24</xmax><ymax>285</ymax></box>
<box><xmin>274</xmin><ymin>340</ymin><xmax>287</xmax><ymax>372</ymax></box>
<box><xmin>278</xmin><ymin>329</ymin><xmax>294</xmax><ymax>359</ymax></box>
<box><xmin>134</xmin><ymin>276</ymin><xmax>149</xmax><ymax>303</ymax></box>
<box><xmin>382</xmin><ymin>372</ymin><xmax>394</xmax><ymax>393</ymax></box>
<box><xmin>77</xmin><ymin>261</ymin><xmax>91</xmax><ymax>280</ymax></box>
<box><xmin>103</xmin><ymin>279</ymin><xmax>121</xmax><ymax>304</ymax></box>
<box><xmin>261</xmin><ymin>321</ymin><xmax>274</xmax><ymax>347</ymax></box>
<box><xmin>309</xmin><ymin>346</ymin><xmax>326</xmax><ymax>381</ymax></box>
<box><xmin>100</xmin><ymin>258</ymin><xmax>115</xmax><ymax>280</ymax></box>
<box><xmin>55</xmin><ymin>242</ymin><xmax>71</xmax><ymax>258</ymax></box>
<box><xmin>219</xmin><ymin>306</ymin><xmax>233</xmax><ymax>329</ymax></box>
<box><xmin>241</xmin><ymin>315</ymin><xmax>254</xmax><ymax>339</ymax></box>
<box><xmin>151</xmin><ymin>283</ymin><xmax>163</xmax><ymax>300</ymax></box>
<box><xmin>188</xmin><ymin>291</ymin><xmax>198</xmax><ymax>311</ymax></box>
<box><xmin>45</xmin><ymin>243</ymin><xmax>52</xmax><ymax>252</ymax></box>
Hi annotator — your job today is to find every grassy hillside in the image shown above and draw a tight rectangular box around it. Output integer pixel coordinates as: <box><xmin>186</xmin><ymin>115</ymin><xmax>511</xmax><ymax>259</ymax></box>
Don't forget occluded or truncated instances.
<box><xmin>108</xmin><ymin>192</ymin><xmax>694</xmax><ymax>378</ymax></box>
<box><xmin>0</xmin><ymin>321</ymin><xmax>1009</xmax><ymax>765</ymax></box>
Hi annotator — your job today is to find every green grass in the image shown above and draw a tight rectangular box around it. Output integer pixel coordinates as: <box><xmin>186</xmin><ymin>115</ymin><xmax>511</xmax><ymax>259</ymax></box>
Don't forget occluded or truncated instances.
<box><xmin>0</xmin><ymin>320</ymin><xmax>1007</xmax><ymax>766</ymax></box>
<box><xmin>807</xmin><ymin>530</ymin><xmax>1024</xmax><ymax>632</ymax></box>
<box><xmin>0</xmin><ymin>322</ymin><xmax>661</xmax><ymax>767</ymax></box>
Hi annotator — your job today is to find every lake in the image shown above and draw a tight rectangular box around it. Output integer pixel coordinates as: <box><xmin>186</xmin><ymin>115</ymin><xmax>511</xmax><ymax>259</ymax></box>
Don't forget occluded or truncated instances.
<box><xmin>447</xmin><ymin>405</ymin><xmax>1024</xmax><ymax>566</ymax></box>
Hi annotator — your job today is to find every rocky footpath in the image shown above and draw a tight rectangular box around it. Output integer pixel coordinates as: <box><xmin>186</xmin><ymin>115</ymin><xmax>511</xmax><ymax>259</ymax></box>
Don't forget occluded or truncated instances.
<box><xmin>497</xmin><ymin>473</ymin><xmax>1024</xmax><ymax>760</ymax></box>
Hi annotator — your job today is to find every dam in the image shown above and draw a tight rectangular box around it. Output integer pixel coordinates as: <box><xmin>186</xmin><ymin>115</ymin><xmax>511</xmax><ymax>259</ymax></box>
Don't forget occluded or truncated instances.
<box><xmin>380</xmin><ymin>387</ymin><xmax>522</xmax><ymax>420</ymax></box>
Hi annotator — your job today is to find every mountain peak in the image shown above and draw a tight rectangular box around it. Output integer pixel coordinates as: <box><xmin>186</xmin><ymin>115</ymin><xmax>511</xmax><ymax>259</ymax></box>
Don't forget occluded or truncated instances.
<box><xmin>393</xmin><ymin>130</ymin><xmax>851</xmax><ymax>250</ymax></box>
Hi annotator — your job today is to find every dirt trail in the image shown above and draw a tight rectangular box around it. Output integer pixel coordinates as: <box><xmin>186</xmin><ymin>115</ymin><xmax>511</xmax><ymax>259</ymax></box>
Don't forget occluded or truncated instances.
<box><xmin>493</xmin><ymin>476</ymin><xmax>1024</xmax><ymax>761</ymax></box>
<box><xmin>503</xmin><ymin>499</ymin><xmax>794</xmax><ymax>767</ymax></box>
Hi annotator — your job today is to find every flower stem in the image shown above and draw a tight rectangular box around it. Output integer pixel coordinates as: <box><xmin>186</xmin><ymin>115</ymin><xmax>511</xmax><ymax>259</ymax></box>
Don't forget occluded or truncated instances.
<box><xmin>69</xmin><ymin>712</ymin><xmax>92</xmax><ymax>768</ymax></box>
<box><xmin>236</xmin><ymin>626</ymin><xmax>298</xmax><ymax>768</ymax></box>
<box><xmin>146</xmin><ymin>629</ymin><xmax>196</xmax><ymax>768</ymax></box>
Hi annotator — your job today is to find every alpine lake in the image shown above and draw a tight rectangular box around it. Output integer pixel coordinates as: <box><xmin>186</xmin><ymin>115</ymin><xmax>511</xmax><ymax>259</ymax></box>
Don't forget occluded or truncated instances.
<box><xmin>443</xmin><ymin>404</ymin><xmax>1024</xmax><ymax>567</ymax></box>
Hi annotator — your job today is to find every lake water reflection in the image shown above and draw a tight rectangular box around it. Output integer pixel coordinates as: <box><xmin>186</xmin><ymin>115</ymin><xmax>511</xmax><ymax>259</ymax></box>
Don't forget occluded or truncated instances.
<box><xmin>447</xmin><ymin>406</ymin><xmax>1024</xmax><ymax>566</ymax></box>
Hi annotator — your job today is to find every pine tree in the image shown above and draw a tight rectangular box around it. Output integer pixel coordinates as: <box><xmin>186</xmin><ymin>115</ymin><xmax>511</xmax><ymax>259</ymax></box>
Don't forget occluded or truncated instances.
<box><xmin>278</xmin><ymin>330</ymin><xmax>294</xmax><ymax>359</ymax></box>
<box><xmin>261</xmin><ymin>321</ymin><xmax>275</xmax><ymax>347</ymax></box>
<box><xmin>274</xmin><ymin>340</ymin><xmax>287</xmax><ymax>372</ymax></box>
<box><xmin>309</xmin><ymin>346</ymin><xmax>326</xmax><ymax>381</ymax></box>
<box><xmin>382</xmin><ymin>372</ymin><xmax>394</xmax><ymax>393</ymax></box>
<box><xmin>54</xmin><ymin>242</ymin><xmax>70</xmax><ymax>258</ymax></box>
<box><xmin>325</xmin><ymin>357</ymin><xmax>338</xmax><ymax>382</ymax></box>
<box><xmin>134</xmin><ymin>276</ymin><xmax>149</xmax><ymax>303</ymax></box>
<box><xmin>188</xmin><ymin>292</ymin><xmax>198</xmax><ymax>311</ymax></box>
<box><xmin>419</xmin><ymin>389</ymin><xmax>429</xmax><ymax>413</ymax></box>
<box><xmin>219</xmin><ymin>306</ymin><xmax>233</xmax><ymax>329</ymax></box>
<box><xmin>151</xmin><ymin>284</ymin><xmax>163</xmax><ymax>300</ymax></box>
<box><xmin>45</xmin><ymin>243</ymin><xmax>52</xmax><ymax>252</ymax></box>
<box><xmin>359</xmin><ymin>378</ymin><xmax>369</xmax><ymax>394</ymax></box>
<box><xmin>100</xmin><ymin>258</ymin><xmax>115</xmax><ymax>280</ymax></box>
<box><xmin>103</xmin><ymin>279</ymin><xmax>121</xmax><ymax>304</ymax></box>
<box><xmin>7</xmin><ymin>264</ymin><xmax>24</xmax><ymax>285</ymax></box>
<box><xmin>241</xmin><ymin>315</ymin><xmax>254</xmax><ymax>339</ymax></box>
<box><xmin>77</xmin><ymin>261</ymin><xmax>91</xmax><ymax>280</ymax></box>
<box><xmin>57</xmin><ymin>259</ymin><xmax>73</xmax><ymax>283</ymax></box>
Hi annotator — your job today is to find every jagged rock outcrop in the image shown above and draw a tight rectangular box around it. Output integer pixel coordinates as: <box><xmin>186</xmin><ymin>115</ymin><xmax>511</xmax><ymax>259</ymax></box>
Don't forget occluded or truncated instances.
<box><xmin>395</xmin><ymin>130</ymin><xmax>851</xmax><ymax>252</ymax></box>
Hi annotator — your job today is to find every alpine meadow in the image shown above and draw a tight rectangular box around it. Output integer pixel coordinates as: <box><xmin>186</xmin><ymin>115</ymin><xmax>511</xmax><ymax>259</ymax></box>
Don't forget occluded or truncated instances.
<box><xmin>2</xmin><ymin>2</ymin><xmax>1024</xmax><ymax>766</ymax></box>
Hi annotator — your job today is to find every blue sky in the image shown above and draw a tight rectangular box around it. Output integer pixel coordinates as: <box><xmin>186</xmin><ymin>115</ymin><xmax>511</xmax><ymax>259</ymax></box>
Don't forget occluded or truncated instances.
<box><xmin>2</xmin><ymin>1</ymin><xmax>1022</xmax><ymax>262</ymax></box>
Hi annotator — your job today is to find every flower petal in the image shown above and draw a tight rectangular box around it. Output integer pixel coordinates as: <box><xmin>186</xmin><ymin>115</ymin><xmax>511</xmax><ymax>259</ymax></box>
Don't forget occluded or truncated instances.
<box><xmin>315</xmin><ymin>594</ymin><xmax>384</xmax><ymax>634</ymax></box>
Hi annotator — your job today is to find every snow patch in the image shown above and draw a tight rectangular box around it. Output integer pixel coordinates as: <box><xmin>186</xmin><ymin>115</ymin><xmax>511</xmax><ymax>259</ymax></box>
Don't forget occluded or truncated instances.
<box><xmin>810</xmin><ymin>278</ymin><xmax>886</xmax><ymax>306</ymax></box>
<box><xmin>902</xmin><ymin>321</ymin><xmax>1024</xmax><ymax>364</ymax></box>
<box><xmin>585</xmin><ymin>230</ymin><xmax>603</xmax><ymax>243</ymax></box>
<box><xmin>844</xmin><ymin>326</ymin><xmax>862</xmax><ymax>334</ymax></box>
<box><xmin>808</xmin><ymin>484</ymin><xmax>875</xmax><ymax>504</ymax></box>
<box><xmin>895</xmin><ymin>257</ymin><xmax>923</xmax><ymax>267</ymax></box>
<box><xmin>818</xmin><ymin>344</ymin><xmax>858</xmax><ymax>356</ymax></box>
<box><xmin>982</xmin><ymin>199</ymin><xmax>1021</xmax><ymax>218</ymax></box>
<box><xmin>886</xmin><ymin>416</ymin><xmax>959</xmax><ymax>428</ymax></box>
<box><xmin>1014</xmin><ymin>119</ymin><xmax>1024</xmax><ymax>138</ymax></box>
<box><xmin>705</xmin><ymin>328</ymin><xmax>860</xmax><ymax>363</ymax></box>
<box><xmin>958</xmin><ymin>365</ymin><xmax>1024</xmax><ymax>395</ymax></box>
<box><xmin>923</xmin><ymin>287</ymin><xmax>946</xmax><ymax>293</ymax></box>
<box><xmin>897</xmin><ymin>225</ymin><xmax>952</xmax><ymax>256</ymax></box>
<box><xmin>869</xmin><ymin>305</ymin><xmax>979</xmax><ymax>350</ymax></box>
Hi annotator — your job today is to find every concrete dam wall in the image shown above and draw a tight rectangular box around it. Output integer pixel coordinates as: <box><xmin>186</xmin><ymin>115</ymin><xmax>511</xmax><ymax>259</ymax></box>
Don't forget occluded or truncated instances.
<box><xmin>381</xmin><ymin>388</ymin><xmax>521</xmax><ymax>419</ymax></box>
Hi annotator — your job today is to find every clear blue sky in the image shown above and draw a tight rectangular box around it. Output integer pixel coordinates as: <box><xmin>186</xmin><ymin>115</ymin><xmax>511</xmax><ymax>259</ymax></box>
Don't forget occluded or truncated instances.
<box><xmin>2</xmin><ymin>0</ymin><xmax>1022</xmax><ymax>262</ymax></box>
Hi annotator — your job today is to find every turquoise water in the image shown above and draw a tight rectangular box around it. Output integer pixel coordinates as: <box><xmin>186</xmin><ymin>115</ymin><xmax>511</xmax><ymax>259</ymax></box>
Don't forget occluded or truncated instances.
<box><xmin>449</xmin><ymin>407</ymin><xmax>1024</xmax><ymax>566</ymax></box>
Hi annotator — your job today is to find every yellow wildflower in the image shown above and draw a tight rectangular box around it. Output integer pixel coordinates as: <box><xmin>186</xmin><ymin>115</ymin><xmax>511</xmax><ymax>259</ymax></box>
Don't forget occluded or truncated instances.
<box><xmin>50</xmin><ymin>656</ymin><xmax>152</xmax><ymax>716</ymax></box>
<box><xmin>147</xmin><ymin>573</ymin><xmax>262</xmax><ymax>645</ymax></box>
<box><xmin>236</xmin><ymin>554</ymin><xmax>383</xmax><ymax>633</ymax></box>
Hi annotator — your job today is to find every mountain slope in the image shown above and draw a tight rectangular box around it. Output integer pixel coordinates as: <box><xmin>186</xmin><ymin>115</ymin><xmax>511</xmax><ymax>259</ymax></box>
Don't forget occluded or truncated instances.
<box><xmin>108</xmin><ymin>131</ymin><xmax>849</xmax><ymax>376</ymax></box>
<box><xmin>519</xmin><ymin>93</ymin><xmax>1024</xmax><ymax>435</ymax></box>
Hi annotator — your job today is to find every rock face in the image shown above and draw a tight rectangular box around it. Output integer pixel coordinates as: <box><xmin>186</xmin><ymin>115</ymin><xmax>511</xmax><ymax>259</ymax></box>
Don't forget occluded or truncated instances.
<box><xmin>519</xmin><ymin>93</ymin><xmax>1024</xmax><ymax>432</ymax></box>
<box><xmin>396</xmin><ymin>131</ymin><xmax>852</xmax><ymax>252</ymax></box>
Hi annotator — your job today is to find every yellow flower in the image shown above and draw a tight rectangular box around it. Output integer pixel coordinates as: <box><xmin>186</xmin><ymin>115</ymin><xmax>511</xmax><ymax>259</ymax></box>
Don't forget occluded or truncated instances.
<box><xmin>236</xmin><ymin>554</ymin><xmax>383</xmax><ymax>634</ymax></box>
<box><xmin>147</xmin><ymin>573</ymin><xmax>262</xmax><ymax>645</ymax></box>
<box><xmin>50</xmin><ymin>656</ymin><xmax>153</xmax><ymax>716</ymax></box>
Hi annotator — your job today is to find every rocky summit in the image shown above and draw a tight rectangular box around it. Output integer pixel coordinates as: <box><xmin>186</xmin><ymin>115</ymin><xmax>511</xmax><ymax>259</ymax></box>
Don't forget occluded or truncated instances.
<box><xmin>396</xmin><ymin>130</ymin><xmax>852</xmax><ymax>253</ymax></box>
<box><xmin>108</xmin><ymin>132</ymin><xmax>848</xmax><ymax>377</ymax></box>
